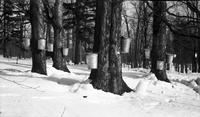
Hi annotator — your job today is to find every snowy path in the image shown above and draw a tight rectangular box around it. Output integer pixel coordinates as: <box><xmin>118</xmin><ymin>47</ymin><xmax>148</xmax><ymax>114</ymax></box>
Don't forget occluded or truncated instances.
<box><xmin>0</xmin><ymin>56</ymin><xmax>200</xmax><ymax>117</ymax></box>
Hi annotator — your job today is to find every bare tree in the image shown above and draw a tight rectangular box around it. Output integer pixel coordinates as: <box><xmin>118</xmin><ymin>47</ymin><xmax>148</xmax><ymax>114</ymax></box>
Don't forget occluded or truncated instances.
<box><xmin>74</xmin><ymin>0</ymin><xmax>82</xmax><ymax>65</ymax></box>
<box><xmin>151</xmin><ymin>1</ymin><xmax>170</xmax><ymax>82</ymax></box>
<box><xmin>89</xmin><ymin>0</ymin><xmax>132</xmax><ymax>95</ymax></box>
<box><xmin>43</xmin><ymin>0</ymin><xmax>70</xmax><ymax>72</ymax></box>
<box><xmin>30</xmin><ymin>0</ymin><xmax>47</xmax><ymax>75</ymax></box>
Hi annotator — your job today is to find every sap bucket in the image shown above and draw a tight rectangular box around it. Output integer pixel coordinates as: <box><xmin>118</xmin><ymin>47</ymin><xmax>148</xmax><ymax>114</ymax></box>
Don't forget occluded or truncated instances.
<box><xmin>69</xmin><ymin>40</ymin><xmax>73</xmax><ymax>49</ymax></box>
<box><xmin>47</xmin><ymin>43</ymin><xmax>53</xmax><ymax>52</ymax></box>
<box><xmin>173</xmin><ymin>54</ymin><xmax>176</xmax><ymax>58</ymax></box>
<box><xmin>86</xmin><ymin>53</ymin><xmax>98</xmax><ymax>69</ymax></box>
<box><xmin>63</xmin><ymin>48</ymin><xmax>69</xmax><ymax>56</ymax></box>
<box><xmin>157</xmin><ymin>60</ymin><xmax>164</xmax><ymax>70</ymax></box>
<box><xmin>166</xmin><ymin>53</ymin><xmax>174</xmax><ymax>63</ymax></box>
<box><xmin>121</xmin><ymin>37</ymin><xmax>131</xmax><ymax>53</ymax></box>
<box><xmin>38</xmin><ymin>39</ymin><xmax>46</xmax><ymax>50</ymax></box>
<box><xmin>24</xmin><ymin>38</ymin><xmax>30</xmax><ymax>49</ymax></box>
<box><xmin>144</xmin><ymin>48</ymin><xmax>151</xmax><ymax>59</ymax></box>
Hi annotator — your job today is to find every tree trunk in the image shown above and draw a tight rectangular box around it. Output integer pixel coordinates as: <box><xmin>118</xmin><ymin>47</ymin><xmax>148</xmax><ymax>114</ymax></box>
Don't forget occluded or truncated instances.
<box><xmin>53</xmin><ymin>28</ymin><xmax>70</xmax><ymax>72</ymax></box>
<box><xmin>130</xmin><ymin>41</ymin><xmax>134</xmax><ymax>68</ymax></box>
<box><xmin>74</xmin><ymin>38</ymin><xmax>82</xmax><ymax>64</ymax></box>
<box><xmin>124</xmin><ymin>15</ymin><xmax>130</xmax><ymax>37</ymax></box>
<box><xmin>185</xmin><ymin>64</ymin><xmax>188</xmax><ymax>73</ymax></box>
<box><xmin>151</xmin><ymin>1</ymin><xmax>170</xmax><ymax>82</ymax></box>
<box><xmin>30</xmin><ymin>0</ymin><xmax>47</xmax><ymax>75</ymax></box>
<box><xmin>74</xmin><ymin>0</ymin><xmax>82</xmax><ymax>65</ymax></box>
<box><xmin>3</xmin><ymin>0</ymin><xmax>9</xmax><ymax>58</ymax></box>
<box><xmin>192</xmin><ymin>49</ymin><xmax>197</xmax><ymax>72</ymax></box>
<box><xmin>52</xmin><ymin>0</ymin><xmax>70</xmax><ymax>73</ymax></box>
<box><xmin>134</xmin><ymin>17</ymin><xmax>140</xmax><ymax>68</ymax></box>
<box><xmin>142</xmin><ymin>2</ymin><xmax>149</xmax><ymax>69</ymax></box>
<box><xmin>89</xmin><ymin>0</ymin><xmax>132</xmax><ymax>95</ymax></box>
<box><xmin>181</xmin><ymin>63</ymin><xmax>184</xmax><ymax>73</ymax></box>
<box><xmin>197</xmin><ymin>13</ymin><xmax>200</xmax><ymax>73</ymax></box>
<box><xmin>46</xmin><ymin>24</ymin><xmax>54</xmax><ymax>58</ymax></box>
<box><xmin>198</xmin><ymin>45</ymin><xmax>200</xmax><ymax>73</ymax></box>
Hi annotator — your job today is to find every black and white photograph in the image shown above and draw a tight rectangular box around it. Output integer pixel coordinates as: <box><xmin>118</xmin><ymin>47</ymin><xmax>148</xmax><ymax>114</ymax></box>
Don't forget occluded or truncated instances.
<box><xmin>0</xmin><ymin>0</ymin><xmax>200</xmax><ymax>117</ymax></box>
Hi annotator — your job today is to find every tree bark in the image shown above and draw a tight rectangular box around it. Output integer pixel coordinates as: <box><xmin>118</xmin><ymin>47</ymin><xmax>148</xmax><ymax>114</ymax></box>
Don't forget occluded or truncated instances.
<box><xmin>74</xmin><ymin>38</ymin><xmax>82</xmax><ymax>64</ymax></box>
<box><xmin>46</xmin><ymin>24</ymin><xmax>54</xmax><ymax>58</ymax></box>
<box><xmin>185</xmin><ymin>64</ymin><xmax>188</xmax><ymax>73</ymax></box>
<box><xmin>124</xmin><ymin>15</ymin><xmax>130</xmax><ymax>37</ymax></box>
<box><xmin>53</xmin><ymin>28</ymin><xmax>70</xmax><ymax>72</ymax></box>
<box><xmin>134</xmin><ymin>17</ymin><xmax>140</xmax><ymax>68</ymax></box>
<box><xmin>30</xmin><ymin>0</ymin><xmax>47</xmax><ymax>75</ymax></box>
<box><xmin>142</xmin><ymin>2</ymin><xmax>150</xmax><ymax>69</ymax></box>
<box><xmin>151</xmin><ymin>1</ymin><xmax>170</xmax><ymax>82</ymax></box>
<box><xmin>3</xmin><ymin>0</ymin><xmax>9</xmax><ymax>58</ymax></box>
<box><xmin>181</xmin><ymin>63</ymin><xmax>184</xmax><ymax>73</ymax></box>
<box><xmin>52</xmin><ymin>0</ymin><xmax>70</xmax><ymax>73</ymax></box>
<box><xmin>74</xmin><ymin>0</ymin><xmax>82</xmax><ymax>65</ymax></box>
<box><xmin>89</xmin><ymin>0</ymin><xmax>132</xmax><ymax>95</ymax></box>
<box><xmin>192</xmin><ymin>48</ymin><xmax>197</xmax><ymax>72</ymax></box>
<box><xmin>198</xmin><ymin>42</ymin><xmax>200</xmax><ymax>73</ymax></box>
<box><xmin>197</xmin><ymin>12</ymin><xmax>200</xmax><ymax>73</ymax></box>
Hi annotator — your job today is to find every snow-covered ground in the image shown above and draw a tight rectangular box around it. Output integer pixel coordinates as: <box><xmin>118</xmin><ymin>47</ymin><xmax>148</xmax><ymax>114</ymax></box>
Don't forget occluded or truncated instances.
<box><xmin>0</xmin><ymin>56</ymin><xmax>200</xmax><ymax>117</ymax></box>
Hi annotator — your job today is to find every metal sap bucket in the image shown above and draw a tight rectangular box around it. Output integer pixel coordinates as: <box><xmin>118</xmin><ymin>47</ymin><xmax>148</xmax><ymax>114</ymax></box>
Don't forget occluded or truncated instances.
<box><xmin>69</xmin><ymin>40</ymin><xmax>73</xmax><ymax>49</ymax></box>
<box><xmin>195</xmin><ymin>52</ymin><xmax>197</xmax><ymax>58</ymax></box>
<box><xmin>166</xmin><ymin>53</ymin><xmax>174</xmax><ymax>63</ymax></box>
<box><xmin>38</xmin><ymin>39</ymin><xmax>46</xmax><ymax>50</ymax></box>
<box><xmin>86</xmin><ymin>53</ymin><xmax>98</xmax><ymax>69</ymax></box>
<box><xmin>47</xmin><ymin>43</ymin><xmax>53</xmax><ymax>52</ymax></box>
<box><xmin>157</xmin><ymin>60</ymin><xmax>164</xmax><ymax>70</ymax></box>
<box><xmin>24</xmin><ymin>38</ymin><xmax>30</xmax><ymax>49</ymax></box>
<box><xmin>63</xmin><ymin>48</ymin><xmax>69</xmax><ymax>56</ymax></box>
<box><xmin>173</xmin><ymin>54</ymin><xmax>176</xmax><ymax>58</ymax></box>
<box><xmin>121</xmin><ymin>38</ymin><xmax>131</xmax><ymax>53</ymax></box>
<box><xmin>144</xmin><ymin>48</ymin><xmax>151</xmax><ymax>59</ymax></box>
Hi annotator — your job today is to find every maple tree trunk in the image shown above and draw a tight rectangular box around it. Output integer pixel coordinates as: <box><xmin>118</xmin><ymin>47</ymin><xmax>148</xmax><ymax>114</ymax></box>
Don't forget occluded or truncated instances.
<box><xmin>142</xmin><ymin>2</ymin><xmax>149</xmax><ymax>69</ymax></box>
<box><xmin>151</xmin><ymin>1</ymin><xmax>170</xmax><ymax>82</ymax></box>
<box><xmin>53</xmin><ymin>28</ymin><xmax>70</xmax><ymax>72</ymax></box>
<box><xmin>52</xmin><ymin>0</ymin><xmax>70</xmax><ymax>72</ymax></box>
<box><xmin>197</xmin><ymin>14</ymin><xmax>200</xmax><ymax>73</ymax></box>
<box><xmin>89</xmin><ymin>0</ymin><xmax>132</xmax><ymax>95</ymax></box>
<box><xmin>30</xmin><ymin>0</ymin><xmax>47</xmax><ymax>75</ymax></box>
<box><xmin>74</xmin><ymin>0</ymin><xmax>82</xmax><ymax>65</ymax></box>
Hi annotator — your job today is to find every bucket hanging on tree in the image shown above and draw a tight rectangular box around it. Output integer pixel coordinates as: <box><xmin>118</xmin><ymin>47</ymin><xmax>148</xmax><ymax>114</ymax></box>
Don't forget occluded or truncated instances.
<box><xmin>68</xmin><ymin>40</ymin><xmax>73</xmax><ymax>49</ymax></box>
<box><xmin>47</xmin><ymin>43</ymin><xmax>53</xmax><ymax>52</ymax></box>
<box><xmin>144</xmin><ymin>48</ymin><xmax>151</xmax><ymax>59</ymax></box>
<box><xmin>166</xmin><ymin>53</ymin><xmax>174</xmax><ymax>63</ymax></box>
<box><xmin>38</xmin><ymin>38</ymin><xmax>46</xmax><ymax>50</ymax></box>
<box><xmin>121</xmin><ymin>37</ymin><xmax>131</xmax><ymax>53</ymax></box>
<box><xmin>195</xmin><ymin>52</ymin><xmax>197</xmax><ymax>58</ymax></box>
<box><xmin>86</xmin><ymin>53</ymin><xmax>98</xmax><ymax>69</ymax></box>
<box><xmin>157</xmin><ymin>60</ymin><xmax>164</xmax><ymax>70</ymax></box>
<box><xmin>174</xmin><ymin>54</ymin><xmax>176</xmax><ymax>58</ymax></box>
<box><xmin>63</xmin><ymin>48</ymin><xmax>69</xmax><ymax>56</ymax></box>
<box><xmin>24</xmin><ymin>38</ymin><xmax>30</xmax><ymax>49</ymax></box>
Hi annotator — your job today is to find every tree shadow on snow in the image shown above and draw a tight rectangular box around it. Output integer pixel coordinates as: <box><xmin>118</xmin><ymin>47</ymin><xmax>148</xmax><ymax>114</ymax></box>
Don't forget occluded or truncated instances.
<box><xmin>44</xmin><ymin>77</ymin><xmax>81</xmax><ymax>86</ymax></box>
<box><xmin>0</xmin><ymin>69</ymin><xmax>81</xmax><ymax>86</ymax></box>
<box><xmin>0</xmin><ymin>61</ymin><xmax>31</xmax><ymax>68</ymax></box>
<box><xmin>172</xmin><ymin>79</ymin><xmax>200</xmax><ymax>94</ymax></box>
<box><xmin>72</xmin><ymin>72</ymin><xmax>90</xmax><ymax>76</ymax></box>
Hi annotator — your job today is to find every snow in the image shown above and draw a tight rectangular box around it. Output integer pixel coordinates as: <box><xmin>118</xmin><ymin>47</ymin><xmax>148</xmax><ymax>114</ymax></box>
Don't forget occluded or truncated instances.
<box><xmin>0</xmin><ymin>56</ymin><xmax>200</xmax><ymax>117</ymax></box>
